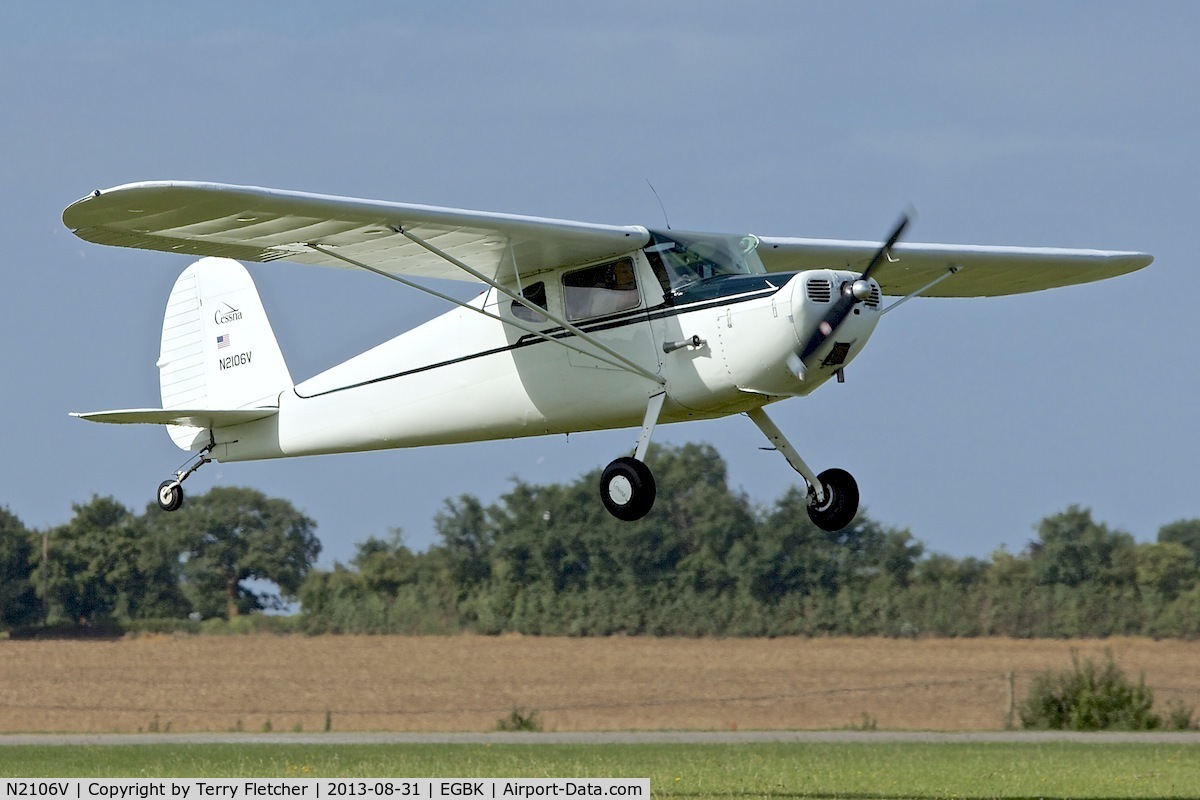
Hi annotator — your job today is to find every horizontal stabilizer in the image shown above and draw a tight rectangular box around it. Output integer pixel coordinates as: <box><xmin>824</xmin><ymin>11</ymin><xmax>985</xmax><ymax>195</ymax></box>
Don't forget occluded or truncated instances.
<box><xmin>71</xmin><ymin>407</ymin><xmax>278</xmax><ymax>428</ymax></box>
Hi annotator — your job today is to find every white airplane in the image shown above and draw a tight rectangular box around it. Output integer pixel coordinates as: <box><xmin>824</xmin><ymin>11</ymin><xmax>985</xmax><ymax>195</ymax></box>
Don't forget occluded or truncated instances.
<box><xmin>63</xmin><ymin>182</ymin><xmax>1152</xmax><ymax>530</ymax></box>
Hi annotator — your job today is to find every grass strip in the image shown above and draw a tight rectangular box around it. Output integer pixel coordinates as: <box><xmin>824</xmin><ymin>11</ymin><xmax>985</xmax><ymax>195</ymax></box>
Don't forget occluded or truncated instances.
<box><xmin>1</xmin><ymin>742</ymin><xmax>1197</xmax><ymax>798</ymax></box>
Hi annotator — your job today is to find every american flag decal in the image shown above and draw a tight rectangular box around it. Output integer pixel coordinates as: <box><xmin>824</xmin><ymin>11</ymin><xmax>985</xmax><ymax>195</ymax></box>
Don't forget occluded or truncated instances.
<box><xmin>217</xmin><ymin>334</ymin><xmax>231</xmax><ymax>349</ymax></box>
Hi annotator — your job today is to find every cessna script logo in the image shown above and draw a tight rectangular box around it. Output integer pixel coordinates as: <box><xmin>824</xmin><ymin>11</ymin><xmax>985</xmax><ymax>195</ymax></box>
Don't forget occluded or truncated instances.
<box><xmin>214</xmin><ymin>303</ymin><xmax>244</xmax><ymax>325</ymax></box>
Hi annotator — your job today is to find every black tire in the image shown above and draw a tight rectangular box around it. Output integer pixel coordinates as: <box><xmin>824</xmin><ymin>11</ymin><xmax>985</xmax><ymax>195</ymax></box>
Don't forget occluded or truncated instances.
<box><xmin>599</xmin><ymin>457</ymin><xmax>657</xmax><ymax>521</ymax></box>
<box><xmin>806</xmin><ymin>467</ymin><xmax>858</xmax><ymax>532</ymax></box>
<box><xmin>157</xmin><ymin>480</ymin><xmax>184</xmax><ymax>512</ymax></box>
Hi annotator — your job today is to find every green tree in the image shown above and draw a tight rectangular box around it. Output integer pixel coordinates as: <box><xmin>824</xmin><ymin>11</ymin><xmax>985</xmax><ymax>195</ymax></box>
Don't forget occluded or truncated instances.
<box><xmin>1159</xmin><ymin>519</ymin><xmax>1200</xmax><ymax>567</ymax></box>
<box><xmin>464</xmin><ymin>443</ymin><xmax>762</xmax><ymax>634</ymax></box>
<box><xmin>980</xmin><ymin>546</ymin><xmax>1031</xmax><ymax>635</ymax></box>
<box><xmin>646</xmin><ymin>443</ymin><xmax>756</xmax><ymax>596</ymax></box>
<box><xmin>752</xmin><ymin>488</ymin><xmax>843</xmax><ymax>602</ymax></box>
<box><xmin>351</xmin><ymin>529</ymin><xmax>419</xmax><ymax>598</ymax></box>
<box><xmin>1136</xmin><ymin>541</ymin><xmax>1199</xmax><ymax>601</ymax></box>
<box><xmin>753</xmin><ymin>490</ymin><xmax>918</xmax><ymax>603</ymax></box>
<box><xmin>156</xmin><ymin>487</ymin><xmax>320</xmax><ymax>619</ymax></box>
<box><xmin>1028</xmin><ymin>506</ymin><xmax>1136</xmax><ymax>588</ymax></box>
<box><xmin>39</xmin><ymin>496</ymin><xmax>188</xmax><ymax>624</ymax></box>
<box><xmin>913</xmin><ymin>553</ymin><xmax>988</xmax><ymax>590</ymax></box>
<box><xmin>904</xmin><ymin>553</ymin><xmax>987</xmax><ymax>636</ymax></box>
<box><xmin>877</xmin><ymin>530</ymin><xmax>925</xmax><ymax>585</ymax></box>
<box><xmin>0</xmin><ymin>507</ymin><xmax>40</xmax><ymax>629</ymax></box>
<box><xmin>434</xmin><ymin>495</ymin><xmax>494</xmax><ymax>593</ymax></box>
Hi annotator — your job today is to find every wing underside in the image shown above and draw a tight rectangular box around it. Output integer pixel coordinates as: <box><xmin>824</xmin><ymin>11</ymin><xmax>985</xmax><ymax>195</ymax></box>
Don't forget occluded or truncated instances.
<box><xmin>63</xmin><ymin>182</ymin><xmax>650</xmax><ymax>285</ymax></box>
<box><xmin>757</xmin><ymin>237</ymin><xmax>1152</xmax><ymax>297</ymax></box>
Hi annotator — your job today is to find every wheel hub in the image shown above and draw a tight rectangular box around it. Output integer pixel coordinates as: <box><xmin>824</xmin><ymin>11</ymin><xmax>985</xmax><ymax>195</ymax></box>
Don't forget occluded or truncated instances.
<box><xmin>607</xmin><ymin>475</ymin><xmax>634</xmax><ymax>506</ymax></box>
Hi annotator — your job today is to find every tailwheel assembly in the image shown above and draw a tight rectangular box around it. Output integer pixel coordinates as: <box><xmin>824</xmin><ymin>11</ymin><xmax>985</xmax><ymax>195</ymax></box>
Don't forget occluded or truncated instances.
<box><xmin>154</xmin><ymin>441</ymin><xmax>215</xmax><ymax>512</ymax></box>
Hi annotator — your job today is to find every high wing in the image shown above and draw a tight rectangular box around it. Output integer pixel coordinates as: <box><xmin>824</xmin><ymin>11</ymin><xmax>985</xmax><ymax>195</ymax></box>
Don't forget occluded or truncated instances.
<box><xmin>64</xmin><ymin>181</ymin><xmax>1152</xmax><ymax>296</ymax></box>
<box><xmin>757</xmin><ymin>237</ymin><xmax>1152</xmax><ymax>297</ymax></box>
<box><xmin>63</xmin><ymin>181</ymin><xmax>650</xmax><ymax>285</ymax></box>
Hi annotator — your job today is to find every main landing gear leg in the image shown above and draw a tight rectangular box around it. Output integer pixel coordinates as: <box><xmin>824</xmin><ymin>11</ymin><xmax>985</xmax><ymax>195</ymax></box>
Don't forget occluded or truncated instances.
<box><xmin>746</xmin><ymin>407</ymin><xmax>859</xmax><ymax>532</ymax></box>
<box><xmin>156</xmin><ymin>441</ymin><xmax>215</xmax><ymax>512</ymax></box>
<box><xmin>599</xmin><ymin>392</ymin><xmax>665</xmax><ymax>522</ymax></box>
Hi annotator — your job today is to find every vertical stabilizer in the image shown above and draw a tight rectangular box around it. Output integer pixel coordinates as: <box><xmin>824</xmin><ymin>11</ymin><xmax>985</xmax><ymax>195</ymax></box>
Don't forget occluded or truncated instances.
<box><xmin>158</xmin><ymin>257</ymin><xmax>292</xmax><ymax>449</ymax></box>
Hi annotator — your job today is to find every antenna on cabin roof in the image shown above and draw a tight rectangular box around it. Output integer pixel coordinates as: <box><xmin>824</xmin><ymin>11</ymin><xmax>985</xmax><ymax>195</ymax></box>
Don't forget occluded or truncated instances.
<box><xmin>645</xmin><ymin>179</ymin><xmax>671</xmax><ymax>230</ymax></box>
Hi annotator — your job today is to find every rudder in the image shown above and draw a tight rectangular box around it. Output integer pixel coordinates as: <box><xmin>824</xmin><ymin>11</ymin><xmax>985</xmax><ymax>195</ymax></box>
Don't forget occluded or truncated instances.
<box><xmin>158</xmin><ymin>257</ymin><xmax>292</xmax><ymax>449</ymax></box>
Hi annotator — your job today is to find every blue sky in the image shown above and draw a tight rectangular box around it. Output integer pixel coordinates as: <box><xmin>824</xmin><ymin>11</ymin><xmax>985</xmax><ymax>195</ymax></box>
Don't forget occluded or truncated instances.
<box><xmin>3</xmin><ymin>1</ymin><xmax>1196</xmax><ymax>567</ymax></box>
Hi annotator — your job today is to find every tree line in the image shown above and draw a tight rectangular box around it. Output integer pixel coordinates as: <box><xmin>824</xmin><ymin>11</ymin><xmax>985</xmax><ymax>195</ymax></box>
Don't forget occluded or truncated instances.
<box><xmin>1</xmin><ymin>487</ymin><xmax>319</xmax><ymax>632</ymax></box>
<box><xmin>3</xmin><ymin>443</ymin><xmax>1199</xmax><ymax>637</ymax></box>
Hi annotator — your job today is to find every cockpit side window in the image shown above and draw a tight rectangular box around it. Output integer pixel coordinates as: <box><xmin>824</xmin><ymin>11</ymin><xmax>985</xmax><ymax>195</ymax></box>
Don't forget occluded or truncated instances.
<box><xmin>510</xmin><ymin>281</ymin><xmax>548</xmax><ymax>323</ymax></box>
<box><xmin>562</xmin><ymin>257</ymin><xmax>640</xmax><ymax>321</ymax></box>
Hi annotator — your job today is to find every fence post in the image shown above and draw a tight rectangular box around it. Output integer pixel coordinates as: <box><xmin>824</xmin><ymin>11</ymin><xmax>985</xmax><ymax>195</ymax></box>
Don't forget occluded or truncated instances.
<box><xmin>1005</xmin><ymin>670</ymin><xmax>1016</xmax><ymax>729</ymax></box>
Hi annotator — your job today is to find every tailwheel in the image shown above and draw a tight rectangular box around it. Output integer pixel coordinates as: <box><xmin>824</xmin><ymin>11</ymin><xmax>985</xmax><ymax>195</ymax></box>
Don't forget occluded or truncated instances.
<box><xmin>806</xmin><ymin>467</ymin><xmax>859</xmax><ymax>532</ymax></box>
<box><xmin>155</xmin><ymin>440</ymin><xmax>214</xmax><ymax>513</ymax></box>
<box><xmin>157</xmin><ymin>480</ymin><xmax>184</xmax><ymax>512</ymax></box>
<box><xmin>599</xmin><ymin>456</ymin><xmax>656</xmax><ymax>521</ymax></box>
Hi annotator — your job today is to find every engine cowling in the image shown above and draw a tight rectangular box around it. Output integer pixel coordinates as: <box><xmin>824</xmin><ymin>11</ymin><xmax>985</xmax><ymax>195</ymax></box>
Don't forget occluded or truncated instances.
<box><xmin>788</xmin><ymin>269</ymin><xmax>883</xmax><ymax>386</ymax></box>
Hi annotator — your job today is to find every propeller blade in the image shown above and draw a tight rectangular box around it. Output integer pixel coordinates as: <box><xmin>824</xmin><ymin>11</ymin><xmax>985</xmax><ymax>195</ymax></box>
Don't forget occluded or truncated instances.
<box><xmin>860</xmin><ymin>213</ymin><xmax>910</xmax><ymax>282</ymax></box>
<box><xmin>798</xmin><ymin>293</ymin><xmax>855</xmax><ymax>362</ymax></box>
<box><xmin>793</xmin><ymin>213</ymin><xmax>910</xmax><ymax>376</ymax></box>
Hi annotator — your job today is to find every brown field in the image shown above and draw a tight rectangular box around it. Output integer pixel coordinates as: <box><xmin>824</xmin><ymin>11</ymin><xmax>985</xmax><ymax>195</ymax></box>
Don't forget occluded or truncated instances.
<box><xmin>0</xmin><ymin>635</ymin><xmax>1197</xmax><ymax>734</ymax></box>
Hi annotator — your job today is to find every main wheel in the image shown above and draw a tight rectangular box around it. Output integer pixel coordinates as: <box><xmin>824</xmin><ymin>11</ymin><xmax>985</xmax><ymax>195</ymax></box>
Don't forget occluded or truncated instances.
<box><xmin>806</xmin><ymin>468</ymin><xmax>858</xmax><ymax>532</ymax></box>
<box><xmin>157</xmin><ymin>480</ymin><xmax>184</xmax><ymax>512</ymax></box>
<box><xmin>599</xmin><ymin>457</ymin><xmax>657</xmax><ymax>521</ymax></box>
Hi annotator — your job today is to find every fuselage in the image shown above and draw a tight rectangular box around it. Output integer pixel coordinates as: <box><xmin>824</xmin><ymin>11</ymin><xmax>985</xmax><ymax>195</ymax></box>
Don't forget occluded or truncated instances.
<box><xmin>210</xmin><ymin>232</ymin><xmax>882</xmax><ymax>462</ymax></box>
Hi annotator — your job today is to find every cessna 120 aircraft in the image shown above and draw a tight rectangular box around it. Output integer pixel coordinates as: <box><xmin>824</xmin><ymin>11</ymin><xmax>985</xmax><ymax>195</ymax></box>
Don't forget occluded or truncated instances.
<box><xmin>63</xmin><ymin>181</ymin><xmax>1152</xmax><ymax>531</ymax></box>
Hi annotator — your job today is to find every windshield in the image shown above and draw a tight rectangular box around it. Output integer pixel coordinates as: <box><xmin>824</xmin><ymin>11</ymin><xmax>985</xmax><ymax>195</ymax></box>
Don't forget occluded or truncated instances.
<box><xmin>644</xmin><ymin>230</ymin><xmax>766</xmax><ymax>295</ymax></box>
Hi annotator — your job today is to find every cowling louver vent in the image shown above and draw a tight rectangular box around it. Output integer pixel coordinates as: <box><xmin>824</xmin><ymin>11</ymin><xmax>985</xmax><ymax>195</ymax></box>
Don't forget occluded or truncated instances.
<box><xmin>806</xmin><ymin>278</ymin><xmax>832</xmax><ymax>303</ymax></box>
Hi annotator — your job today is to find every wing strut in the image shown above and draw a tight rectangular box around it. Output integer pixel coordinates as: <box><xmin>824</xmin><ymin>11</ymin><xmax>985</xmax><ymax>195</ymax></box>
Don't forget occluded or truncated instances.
<box><xmin>308</xmin><ymin>242</ymin><xmax>665</xmax><ymax>386</ymax></box>
<box><xmin>391</xmin><ymin>227</ymin><xmax>665</xmax><ymax>386</ymax></box>
<box><xmin>881</xmin><ymin>265</ymin><xmax>965</xmax><ymax>315</ymax></box>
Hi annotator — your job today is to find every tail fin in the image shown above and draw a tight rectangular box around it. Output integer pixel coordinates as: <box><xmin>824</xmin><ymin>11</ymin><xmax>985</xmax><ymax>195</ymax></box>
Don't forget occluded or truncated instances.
<box><xmin>157</xmin><ymin>257</ymin><xmax>292</xmax><ymax>449</ymax></box>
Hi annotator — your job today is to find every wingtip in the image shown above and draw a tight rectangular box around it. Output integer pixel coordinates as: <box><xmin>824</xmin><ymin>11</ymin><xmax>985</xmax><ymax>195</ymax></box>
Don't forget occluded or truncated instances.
<box><xmin>1114</xmin><ymin>252</ymin><xmax>1154</xmax><ymax>272</ymax></box>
